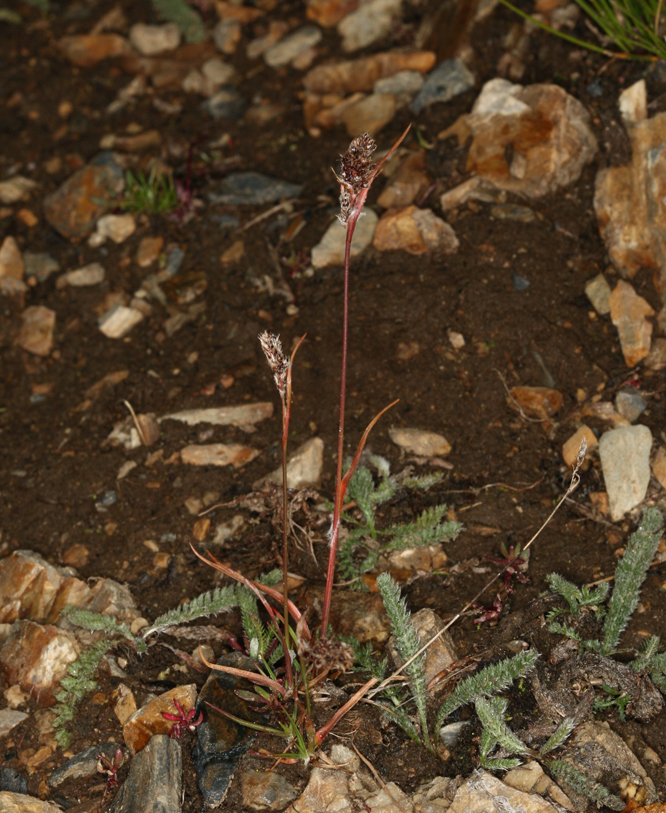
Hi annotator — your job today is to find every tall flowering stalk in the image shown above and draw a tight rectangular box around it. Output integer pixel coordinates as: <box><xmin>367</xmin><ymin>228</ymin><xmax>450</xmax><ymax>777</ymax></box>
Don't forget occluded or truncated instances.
<box><xmin>320</xmin><ymin>126</ymin><xmax>410</xmax><ymax>637</ymax></box>
<box><xmin>258</xmin><ymin>331</ymin><xmax>306</xmax><ymax>687</ymax></box>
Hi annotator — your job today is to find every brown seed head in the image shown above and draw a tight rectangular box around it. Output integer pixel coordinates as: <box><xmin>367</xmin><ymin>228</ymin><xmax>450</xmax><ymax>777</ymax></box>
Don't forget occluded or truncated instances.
<box><xmin>258</xmin><ymin>331</ymin><xmax>290</xmax><ymax>396</ymax></box>
<box><xmin>336</xmin><ymin>133</ymin><xmax>376</xmax><ymax>224</ymax></box>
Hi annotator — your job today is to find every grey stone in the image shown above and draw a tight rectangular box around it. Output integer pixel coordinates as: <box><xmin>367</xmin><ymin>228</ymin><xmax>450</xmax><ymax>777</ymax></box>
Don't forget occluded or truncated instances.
<box><xmin>0</xmin><ymin>767</ymin><xmax>27</xmax><ymax>795</ymax></box>
<box><xmin>264</xmin><ymin>26</ymin><xmax>321</xmax><ymax>68</ymax></box>
<box><xmin>23</xmin><ymin>252</ymin><xmax>59</xmax><ymax>283</ymax></box>
<box><xmin>129</xmin><ymin>23</ymin><xmax>180</xmax><ymax>56</ymax></box>
<box><xmin>241</xmin><ymin>771</ymin><xmax>299</xmax><ymax>810</ymax></box>
<box><xmin>48</xmin><ymin>742</ymin><xmax>119</xmax><ymax>787</ymax></box>
<box><xmin>599</xmin><ymin>425</ymin><xmax>652</xmax><ymax>521</ymax></box>
<box><xmin>410</xmin><ymin>59</ymin><xmax>475</xmax><ymax>114</ymax></box>
<box><xmin>311</xmin><ymin>209</ymin><xmax>378</xmax><ymax>268</ymax></box>
<box><xmin>165</xmin><ymin>246</ymin><xmax>185</xmax><ymax>275</ymax></box>
<box><xmin>585</xmin><ymin>272</ymin><xmax>612</xmax><ymax>315</ymax></box>
<box><xmin>615</xmin><ymin>390</ymin><xmax>647</xmax><ymax>423</ymax></box>
<box><xmin>258</xmin><ymin>437</ymin><xmax>324</xmax><ymax>489</ymax></box>
<box><xmin>448</xmin><ymin>771</ymin><xmax>559</xmax><ymax>813</ymax></box>
<box><xmin>374</xmin><ymin>70</ymin><xmax>424</xmax><ymax>97</ymax></box>
<box><xmin>338</xmin><ymin>0</ymin><xmax>402</xmax><ymax>53</ymax></box>
<box><xmin>0</xmin><ymin>709</ymin><xmax>28</xmax><ymax>738</ymax></box>
<box><xmin>0</xmin><ymin>793</ymin><xmax>63</xmax><ymax>813</ymax></box>
<box><xmin>109</xmin><ymin>735</ymin><xmax>181</xmax><ymax>813</ymax></box>
<box><xmin>209</xmin><ymin>172</ymin><xmax>302</xmax><ymax>205</ymax></box>
<box><xmin>204</xmin><ymin>87</ymin><xmax>246</xmax><ymax>120</ymax></box>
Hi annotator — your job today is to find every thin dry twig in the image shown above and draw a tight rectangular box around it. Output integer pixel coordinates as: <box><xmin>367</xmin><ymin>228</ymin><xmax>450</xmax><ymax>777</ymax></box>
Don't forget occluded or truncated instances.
<box><xmin>240</xmin><ymin>200</ymin><xmax>295</xmax><ymax>232</ymax></box>
<box><xmin>494</xmin><ymin>369</ymin><xmax>546</xmax><ymax>424</ymax></box>
<box><xmin>122</xmin><ymin>399</ymin><xmax>147</xmax><ymax>446</ymax></box>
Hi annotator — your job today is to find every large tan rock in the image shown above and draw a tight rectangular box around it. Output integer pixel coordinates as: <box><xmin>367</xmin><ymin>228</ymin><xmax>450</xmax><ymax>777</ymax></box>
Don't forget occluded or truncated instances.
<box><xmin>123</xmin><ymin>684</ymin><xmax>197</xmax><ymax>754</ymax></box>
<box><xmin>609</xmin><ymin>280</ymin><xmax>654</xmax><ymax>367</ymax></box>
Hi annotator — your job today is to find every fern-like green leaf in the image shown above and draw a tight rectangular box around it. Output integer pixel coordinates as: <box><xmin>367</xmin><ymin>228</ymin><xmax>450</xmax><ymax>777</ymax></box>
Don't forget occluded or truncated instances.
<box><xmin>144</xmin><ymin>585</ymin><xmax>237</xmax><ymax>637</ymax></box>
<box><xmin>547</xmin><ymin>760</ymin><xmax>624</xmax><ymax>810</ymax></box>
<box><xmin>383</xmin><ymin>505</ymin><xmax>461</xmax><ymax>550</ymax></box>
<box><xmin>435</xmin><ymin>650</ymin><xmax>539</xmax><ymax>730</ymax></box>
<box><xmin>539</xmin><ymin>717</ymin><xmax>575</xmax><ymax>755</ymax></box>
<box><xmin>151</xmin><ymin>0</ymin><xmax>205</xmax><ymax>42</ymax></box>
<box><xmin>547</xmin><ymin>621</ymin><xmax>582</xmax><ymax>641</ymax></box>
<box><xmin>63</xmin><ymin>606</ymin><xmax>134</xmax><ymax>641</ymax></box>
<box><xmin>546</xmin><ymin>573</ymin><xmax>583</xmax><ymax>615</ymax></box>
<box><xmin>475</xmin><ymin>696</ymin><xmax>528</xmax><ymax>756</ymax></box>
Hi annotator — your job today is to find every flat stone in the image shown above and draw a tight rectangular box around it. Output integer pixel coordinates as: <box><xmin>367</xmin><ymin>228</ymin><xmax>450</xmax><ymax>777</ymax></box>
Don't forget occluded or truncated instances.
<box><xmin>331</xmin><ymin>590</ymin><xmax>390</xmax><ymax>642</ymax></box>
<box><xmin>115</xmin><ymin>684</ymin><xmax>138</xmax><ymax>726</ymax></box>
<box><xmin>374</xmin><ymin>206</ymin><xmax>458</xmax><ymax>254</ymax></box>
<box><xmin>341</xmin><ymin>92</ymin><xmax>397</xmax><ymax>136</ymax></box>
<box><xmin>306</xmin><ymin>0</ymin><xmax>359</xmax><ymax>27</ymax></box>
<box><xmin>303</xmin><ymin>50</ymin><xmax>436</xmax><ymax>95</ymax></box>
<box><xmin>109</xmin><ymin>735</ymin><xmax>181</xmax><ymax>813</ymax></box>
<box><xmin>0</xmin><ymin>620</ymin><xmax>79</xmax><ymax>706</ymax></box>
<box><xmin>374</xmin><ymin>70</ymin><xmax>424</xmax><ymax>98</ymax></box>
<box><xmin>449</xmin><ymin>771</ymin><xmax>559</xmax><ymax>813</ymax></box>
<box><xmin>213</xmin><ymin>18</ymin><xmax>241</xmax><ymax>54</ymax></box>
<box><xmin>562</xmin><ymin>425</ymin><xmax>598</xmax><ymax>468</ymax></box>
<box><xmin>338</xmin><ymin>0</ymin><xmax>401</xmax><ymax>52</ymax></box>
<box><xmin>58</xmin><ymin>34</ymin><xmax>131</xmax><ymax>67</ymax></box>
<box><xmin>17</xmin><ymin>306</ymin><xmax>55</xmax><ymax>357</ymax></box>
<box><xmin>193</xmin><ymin>654</ymin><xmax>267</xmax><ymax>807</ymax></box>
<box><xmin>389</xmin><ymin>427</ymin><xmax>451</xmax><ymax>457</ymax></box>
<box><xmin>585</xmin><ymin>272</ymin><xmax>612</xmax><ymax>315</ymax></box>
<box><xmin>0</xmin><ymin>236</ymin><xmax>23</xmax><ymax>281</ymax></box>
<box><xmin>210</xmin><ymin>172</ymin><xmax>301</xmax><ymax>205</ymax></box>
<box><xmin>653</xmin><ymin>446</ymin><xmax>666</xmax><ymax>489</ymax></box>
<box><xmin>0</xmin><ymin>767</ymin><xmax>28</xmax><ymax>794</ymax></box>
<box><xmin>136</xmin><ymin>236</ymin><xmax>164</xmax><ymax>267</ymax></box>
<box><xmin>411</xmin><ymin>58</ymin><xmax>475</xmax><ymax>114</ymax></box>
<box><xmin>62</xmin><ymin>262</ymin><xmax>105</xmax><ymax>287</ymax></box>
<box><xmin>0</xmin><ymin>709</ymin><xmax>28</xmax><ymax>738</ymax></box>
<box><xmin>247</xmin><ymin>21</ymin><xmax>289</xmax><ymax>59</ymax></box>
<box><xmin>490</xmin><ymin>203</ymin><xmax>536</xmax><ymax>222</ymax></box>
<box><xmin>160</xmin><ymin>403</ymin><xmax>273</xmax><ymax>427</ymax></box>
<box><xmin>100</xmin><ymin>130</ymin><xmax>162</xmax><ymax>152</ymax></box>
<box><xmin>48</xmin><ymin>742</ymin><xmax>119</xmax><ymax>787</ymax></box>
<box><xmin>23</xmin><ymin>252</ymin><xmax>59</xmax><ymax>283</ymax></box>
<box><xmin>599</xmin><ymin>425</ymin><xmax>652</xmax><ymax>521</ymax></box>
<box><xmin>465</xmin><ymin>79</ymin><xmax>597</xmax><ymax>199</ymax></box>
<box><xmin>129</xmin><ymin>23</ymin><xmax>181</xmax><ymax>56</ymax></box>
<box><xmin>377</xmin><ymin>152</ymin><xmax>429</xmax><ymax>208</ymax></box>
<box><xmin>615</xmin><ymin>390</ymin><xmax>647</xmax><ymax>422</ymax></box>
<box><xmin>509</xmin><ymin>386</ymin><xmax>563</xmax><ymax>420</ymax></box>
<box><xmin>181</xmin><ymin>443</ymin><xmax>261</xmax><ymax>469</ymax></box>
<box><xmin>385</xmin><ymin>544</ymin><xmax>448</xmax><ymax>573</ymax></box>
<box><xmin>99</xmin><ymin>305</ymin><xmax>145</xmax><ymax>339</ymax></box>
<box><xmin>89</xmin><ymin>213</ymin><xmax>136</xmax><ymax>247</ymax></box>
<box><xmin>264</xmin><ymin>26</ymin><xmax>322</xmax><ymax>67</ymax></box>
<box><xmin>387</xmin><ymin>609</ymin><xmax>457</xmax><ymax>696</ymax></box>
<box><xmin>124</xmin><ymin>684</ymin><xmax>196</xmax><ymax>755</ymax></box>
<box><xmin>311</xmin><ymin>209</ymin><xmax>378</xmax><ymax>268</ymax></box>
<box><xmin>0</xmin><ymin>176</ymin><xmax>38</xmax><ymax>204</ymax></box>
<box><xmin>242</xmin><ymin>771</ymin><xmax>299</xmax><ymax>810</ymax></box>
<box><xmin>211</xmin><ymin>515</ymin><xmax>246</xmax><ymax>546</ymax></box>
<box><xmin>609</xmin><ymin>280</ymin><xmax>654</xmax><ymax>366</ymax></box>
<box><xmin>85</xmin><ymin>578</ymin><xmax>137</xmax><ymax>620</ymax></box>
<box><xmin>439</xmin><ymin>176</ymin><xmax>500</xmax><ymax>211</ymax></box>
<box><xmin>259</xmin><ymin>437</ymin><xmax>324</xmax><ymax>489</ymax></box>
<box><xmin>0</xmin><ymin>793</ymin><xmax>63</xmax><ymax>813</ymax></box>
<box><xmin>0</xmin><ymin>549</ymin><xmax>79</xmax><ymax>624</ymax></box>
<box><xmin>204</xmin><ymin>87</ymin><xmax>246</xmax><ymax>119</ymax></box>
<box><xmin>202</xmin><ymin>57</ymin><xmax>236</xmax><ymax>87</ymax></box>
<box><xmin>288</xmin><ymin>753</ymin><xmax>351</xmax><ymax>812</ymax></box>
<box><xmin>43</xmin><ymin>161</ymin><xmax>123</xmax><ymax>240</ymax></box>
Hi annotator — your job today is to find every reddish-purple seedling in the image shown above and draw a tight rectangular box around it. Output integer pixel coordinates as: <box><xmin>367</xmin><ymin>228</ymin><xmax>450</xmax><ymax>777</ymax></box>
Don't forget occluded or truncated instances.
<box><xmin>161</xmin><ymin>699</ymin><xmax>204</xmax><ymax>740</ymax></box>
<box><xmin>97</xmin><ymin>747</ymin><xmax>124</xmax><ymax>797</ymax></box>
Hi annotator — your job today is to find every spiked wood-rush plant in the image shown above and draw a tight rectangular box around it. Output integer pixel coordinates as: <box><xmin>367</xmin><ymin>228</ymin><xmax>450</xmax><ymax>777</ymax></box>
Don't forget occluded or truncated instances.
<box><xmin>190</xmin><ymin>128</ymin><xmax>409</xmax><ymax>761</ymax></box>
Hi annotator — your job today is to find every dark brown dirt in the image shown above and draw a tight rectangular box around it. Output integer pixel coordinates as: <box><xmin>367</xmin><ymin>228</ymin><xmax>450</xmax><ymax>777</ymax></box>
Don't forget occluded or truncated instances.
<box><xmin>3</xmin><ymin>0</ymin><xmax>666</xmax><ymax>810</ymax></box>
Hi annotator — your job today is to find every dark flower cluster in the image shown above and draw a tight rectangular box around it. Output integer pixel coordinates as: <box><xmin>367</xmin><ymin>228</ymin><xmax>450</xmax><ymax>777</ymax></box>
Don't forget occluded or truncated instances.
<box><xmin>336</xmin><ymin>132</ymin><xmax>377</xmax><ymax>224</ymax></box>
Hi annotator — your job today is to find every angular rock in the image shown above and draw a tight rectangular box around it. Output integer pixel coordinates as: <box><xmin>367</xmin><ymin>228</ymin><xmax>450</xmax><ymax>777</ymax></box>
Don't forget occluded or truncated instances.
<box><xmin>653</xmin><ymin>446</ymin><xmax>666</xmax><ymax>490</ymax></box>
<box><xmin>0</xmin><ymin>550</ymin><xmax>82</xmax><ymax>624</ymax></box>
<box><xmin>17</xmin><ymin>306</ymin><xmax>55</xmax><ymax>357</ymax></box>
<box><xmin>247</xmin><ymin>21</ymin><xmax>289</xmax><ymax>59</ymax></box>
<box><xmin>0</xmin><ymin>709</ymin><xmax>28</xmax><ymax>738</ymax></box>
<box><xmin>193</xmin><ymin>654</ymin><xmax>267</xmax><ymax>806</ymax></box>
<box><xmin>136</xmin><ymin>236</ymin><xmax>163</xmax><ymax>267</ymax></box>
<box><xmin>213</xmin><ymin>18</ymin><xmax>241</xmax><ymax>54</ymax></box>
<box><xmin>43</xmin><ymin>161</ymin><xmax>123</xmax><ymax>240</ymax></box>
<box><xmin>374</xmin><ymin>69</ymin><xmax>424</xmax><ymax>99</ymax></box>
<box><xmin>242</xmin><ymin>771</ymin><xmax>299</xmax><ymax>810</ymax></box>
<box><xmin>645</xmin><ymin>337</ymin><xmax>666</xmax><ymax>370</ymax></box>
<box><xmin>85</xmin><ymin>578</ymin><xmax>137</xmax><ymax>620</ymax></box>
<box><xmin>311</xmin><ymin>209</ymin><xmax>378</xmax><ymax>268</ymax></box>
<box><xmin>562</xmin><ymin>425</ymin><xmax>597</xmax><ymax>468</ymax></box>
<box><xmin>504</xmin><ymin>762</ymin><xmax>572</xmax><ymax>809</ymax></box>
<box><xmin>387</xmin><ymin>609</ymin><xmax>457</xmax><ymax>696</ymax></box>
<box><xmin>0</xmin><ymin>766</ymin><xmax>28</xmax><ymax>794</ymax></box>
<box><xmin>585</xmin><ymin>272</ymin><xmax>612</xmax><ymax>315</ymax></box>
<box><xmin>464</xmin><ymin>79</ymin><xmax>597</xmax><ymax>198</ymax></box>
<box><xmin>23</xmin><ymin>252</ymin><xmax>59</xmax><ymax>283</ymax></box>
<box><xmin>48</xmin><ymin>742</ymin><xmax>119</xmax><ymax>787</ymax></box>
<box><xmin>264</xmin><ymin>26</ymin><xmax>322</xmax><ymax>67</ymax></box>
<box><xmin>0</xmin><ymin>793</ymin><xmax>63</xmax><ymax>813</ymax></box>
<box><xmin>341</xmin><ymin>93</ymin><xmax>396</xmax><ymax>136</ymax></box>
<box><xmin>0</xmin><ymin>176</ymin><xmax>37</xmax><ymax>204</ymax></box>
<box><xmin>599</xmin><ymin>425</ymin><xmax>652</xmax><ymax>521</ymax></box>
<box><xmin>210</xmin><ymin>172</ymin><xmax>301</xmax><ymax>205</ymax></box>
<box><xmin>160</xmin><ymin>403</ymin><xmax>273</xmax><ymax>428</ymax></box>
<box><xmin>374</xmin><ymin>206</ymin><xmax>458</xmax><ymax>254</ymax></box>
<box><xmin>100</xmin><ymin>130</ymin><xmax>162</xmax><ymax>152</ymax></box>
<box><xmin>288</xmin><ymin>746</ymin><xmax>353</xmax><ymax>812</ymax></box>
<box><xmin>0</xmin><ymin>620</ymin><xmax>79</xmax><ymax>705</ymax></box>
<box><xmin>411</xmin><ymin>58</ymin><xmax>475</xmax><ymax>114</ymax></box>
<box><xmin>377</xmin><ymin>152</ymin><xmax>429</xmax><ymax>208</ymax></box>
<box><xmin>109</xmin><ymin>735</ymin><xmax>181</xmax><ymax>813</ymax></box>
<box><xmin>509</xmin><ymin>386</ymin><xmax>563</xmax><ymax>420</ymax></box>
<box><xmin>99</xmin><ymin>305</ymin><xmax>145</xmax><ymax>339</ymax></box>
<box><xmin>61</xmin><ymin>262</ymin><xmax>105</xmax><ymax>287</ymax></box>
<box><xmin>306</xmin><ymin>0</ymin><xmax>359</xmax><ymax>27</ymax></box>
<box><xmin>181</xmin><ymin>443</ymin><xmax>261</xmax><ymax>469</ymax></box>
<box><xmin>204</xmin><ymin>87</ymin><xmax>246</xmax><ymax>119</ymax></box>
<box><xmin>439</xmin><ymin>175</ymin><xmax>500</xmax><ymax>211</ymax></box>
<box><xmin>449</xmin><ymin>771</ymin><xmax>559</xmax><ymax>813</ymax></box>
<box><xmin>303</xmin><ymin>50</ymin><xmax>436</xmax><ymax>95</ymax></box>
<box><xmin>124</xmin><ymin>684</ymin><xmax>196</xmax><ymax>755</ymax></box>
<box><xmin>58</xmin><ymin>34</ymin><xmax>131</xmax><ymax>68</ymax></box>
<box><xmin>202</xmin><ymin>57</ymin><xmax>236</xmax><ymax>88</ymax></box>
<box><xmin>330</xmin><ymin>590</ymin><xmax>390</xmax><ymax>642</ymax></box>
<box><xmin>389</xmin><ymin>427</ymin><xmax>451</xmax><ymax>457</ymax></box>
<box><xmin>129</xmin><ymin>23</ymin><xmax>181</xmax><ymax>56</ymax></box>
<box><xmin>338</xmin><ymin>0</ymin><xmax>401</xmax><ymax>53</ymax></box>
<box><xmin>0</xmin><ymin>236</ymin><xmax>23</xmax><ymax>281</ymax></box>
<box><xmin>616</xmin><ymin>390</ymin><xmax>647</xmax><ymax>423</ymax></box>
<box><xmin>386</xmin><ymin>544</ymin><xmax>448</xmax><ymax>573</ymax></box>
<box><xmin>260</xmin><ymin>437</ymin><xmax>324</xmax><ymax>489</ymax></box>
<box><xmin>211</xmin><ymin>515</ymin><xmax>246</xmax><ymax>547</ymax></box>
<box><xmin>619</xmin><ymin>79</ymin><xmax>647</xmax><ymax>126</ymax></box>
<box><xmin>115</xmin><ymin>684</ymin><xmax>138</xmax><ymax>726</ymax></box>
<box><xmin>609</xmin><ymin>280</ymin><xmax>654</xmax><ymax>367</ymax></box>
<box><xmin>89</xmin><ymin>213</ymin><xmax>136</xmax><ymax>246</ymax></box>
